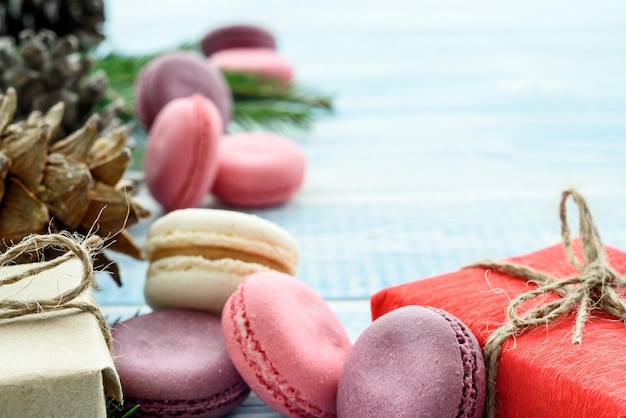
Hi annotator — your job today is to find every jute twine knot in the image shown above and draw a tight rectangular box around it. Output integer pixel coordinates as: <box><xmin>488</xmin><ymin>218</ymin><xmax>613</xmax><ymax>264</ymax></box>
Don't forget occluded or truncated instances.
<box><xmin>466</xmin><ymin>189</ymin><xmax>626</xmax><ymax>418</ymax></box>
<box><xmin>0</xmin><ymin>233</ymin><xmax>113</xmax><ymax>352</ymax></box>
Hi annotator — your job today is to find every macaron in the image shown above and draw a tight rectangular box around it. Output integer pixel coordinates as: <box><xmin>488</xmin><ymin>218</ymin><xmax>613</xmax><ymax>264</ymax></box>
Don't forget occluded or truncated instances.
<box><xmin>222</xmin><ymin>271</ymin><xmax>352</xmax><ymax>418</ymax></box>
<box><xmin>143</xmin><ymin>208</ymin><xmax>300</xmax><ymax>316</ymax></box>
<box><xmin>211</xmin><ymin>132</ymin><xmax>305</xmax><ymax>208</ymax></box>
<box><xmin>337</xmin><ymin>305</ymin><xmax>486</xmax><ymax>418</ymax></box>
<box><xmin>112</xmin><ymin>310</ymin><xmax>250</xmax><ymax>418</ymax></box>
<box><xmin>201</xmin><ymin>24</ymin><xmax>276</xmax><ymax>56</ymax></box>
<box><xmin>144</xmin><ymin>94</ymin><xmax>222</xmax><ymax>212</ymax></box>
<box><xmin>208</xmin><ymin>48</ymin><xmax>294</xmax><ymax>84</ymax></box>
<box><xmin>134</xmin><ymin>50</ymin><xmax>232</xmax><ymax>129</ymax></box>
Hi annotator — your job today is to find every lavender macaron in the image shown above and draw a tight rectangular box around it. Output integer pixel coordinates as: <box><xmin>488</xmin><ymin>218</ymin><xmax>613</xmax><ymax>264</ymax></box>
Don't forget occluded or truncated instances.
<box><xmin>134</xmin><ymin>51</ymin><xmax>233</xmax><ymax>130</ymax></box>
<box><xmin>112</xmin><ymin>310</ymin><xmax>250</xmax><ymax>417</ymax></box>
<box><xmin>337</xmin><ymin>305</ymin><xmax>486</xmax><ymax>418</ymax></box>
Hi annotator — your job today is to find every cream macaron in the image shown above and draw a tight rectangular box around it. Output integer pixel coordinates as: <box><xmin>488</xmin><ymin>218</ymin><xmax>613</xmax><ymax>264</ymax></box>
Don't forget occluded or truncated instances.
<box><xmin>143</xmin><ymin>208</ymin><xmax>299</xmax><ymax>315</ymax></box>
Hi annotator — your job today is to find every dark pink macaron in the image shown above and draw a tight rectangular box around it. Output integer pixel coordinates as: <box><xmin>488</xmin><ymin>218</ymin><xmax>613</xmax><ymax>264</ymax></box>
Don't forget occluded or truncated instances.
<box><xmin>144</xmin><ymin>94</ymin><xmax>222</xmax><ymax>212</ymax></box>
<box><xmin>134</xmin><ymin>51</ymin><xmax>233</xmax><ymax>130</ymax></box>
<box><xmin>112</xmin><ymin>310</ymin><xmax>250</xmax><ymax>418</ymax></box>
<box><xmin>201</xmin><ymin>24</ymin><xmax>276</xmax><ymax>56</ymax></box>
<box><xmin>337</xmin><ymin>305</ymin><xmax>486</xmax><ymax>418</ymax></box>
<box><xmin>211</xmin><ymin>132</ymin><xmax>305</xmax><ymax>208</ymax></box>
<box><xmin>222</xmin><ymin>271</ymin><xmax>352</xmax><ymax>418</ymax></box>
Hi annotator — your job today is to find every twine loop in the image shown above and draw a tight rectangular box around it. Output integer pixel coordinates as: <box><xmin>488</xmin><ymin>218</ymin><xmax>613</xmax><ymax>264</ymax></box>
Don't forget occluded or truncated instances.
<box><xmin>0</xmin><ymin>233</ymin><xmax>112</xmax><ymax>352</ymax></box>
<box><xmin>467</xmin><ymin>189</ymin><xmax>626</xmax><ymax>418</ymax></box>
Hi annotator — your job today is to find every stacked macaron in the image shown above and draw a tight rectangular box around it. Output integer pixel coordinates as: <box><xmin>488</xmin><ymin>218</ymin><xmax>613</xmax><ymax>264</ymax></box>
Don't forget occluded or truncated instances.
<box><xmin>113</xmin><ymin>207</ymin><xmax>356</xmax><ymax>417</ymax></box>
<box><xmin>136</xmin><ymin>24</ymin><xmax>306</xmax><ymax>212</ymax></box>
<box><xmin>203</xmin><ymin>24</ymin><xmax>294</xmax><ymax>85</ymax></box>
<box><xmin>112</xmin><ymin>206</ymin><xmax>488</xmax><ymax>417</ymax></box>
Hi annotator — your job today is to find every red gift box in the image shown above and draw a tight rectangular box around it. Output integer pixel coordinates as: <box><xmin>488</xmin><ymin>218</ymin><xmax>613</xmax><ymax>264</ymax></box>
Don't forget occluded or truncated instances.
<box><xmin>371</xmin><ymin>191</ymin><xmax>626</xmax><ymax>418</ymax></box>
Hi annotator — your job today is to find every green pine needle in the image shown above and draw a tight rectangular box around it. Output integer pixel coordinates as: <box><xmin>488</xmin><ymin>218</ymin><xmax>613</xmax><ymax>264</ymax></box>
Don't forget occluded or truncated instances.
<box><xmin>106</xmin><ymin>399</ymin><xmax>139</xmax><ymax>417</ymax></box>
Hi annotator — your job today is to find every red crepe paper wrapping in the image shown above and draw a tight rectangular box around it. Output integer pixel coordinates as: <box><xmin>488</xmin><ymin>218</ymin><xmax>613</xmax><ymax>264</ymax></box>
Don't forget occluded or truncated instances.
<box><xmin>371</xmin><ymin>240</ymin><xmax>626</xmax><ymax>418</ymax></box>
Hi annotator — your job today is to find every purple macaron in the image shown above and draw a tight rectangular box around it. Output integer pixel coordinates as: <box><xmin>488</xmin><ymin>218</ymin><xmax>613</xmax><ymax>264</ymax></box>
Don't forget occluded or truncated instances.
<box><xmin>201</xmin><ymin>24</ymin><xmax>276</xmax><ymax>56</ymax></box>
<box><xmin>112</xmin><ymin>310</ymin><xmax>250</xmax><ymax>418</ymax></box>
<box><xmin>337</xmin><ymin>305</ymin><xmax>486</xmax><ymax>418</ymax></box>
<box><xmin>134</xmin><ymin>51</ymin><xmax>233</xmax><ymax>130</ymax></box>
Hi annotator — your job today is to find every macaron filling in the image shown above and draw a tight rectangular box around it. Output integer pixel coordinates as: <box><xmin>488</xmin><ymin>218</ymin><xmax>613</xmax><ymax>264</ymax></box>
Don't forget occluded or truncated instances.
<box><xmin>148</xmin><ymin>245</ymin><xmax>290</xmax><ymax>274</ymax></box>
<box><xmin>228</xmin><ymin>285</ymin><xmax>335</xmax><ymax>418</ymax></box>
<box><xmin>427</xmin><ymin>307</ymin><xmax>482</xmax><ymax>418</ymax></box>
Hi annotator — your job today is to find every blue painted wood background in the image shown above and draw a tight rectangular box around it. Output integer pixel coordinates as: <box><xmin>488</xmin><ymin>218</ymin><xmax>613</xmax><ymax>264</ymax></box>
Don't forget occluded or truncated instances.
<box><xmin>98</xmin><ymin>1</ymin><xmax>626</xmax><ymax>415</ymax></box>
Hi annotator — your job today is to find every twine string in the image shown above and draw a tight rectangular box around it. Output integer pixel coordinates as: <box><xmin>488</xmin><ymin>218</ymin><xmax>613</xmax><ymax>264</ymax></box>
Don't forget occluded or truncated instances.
<box><xmin>466</xmin><ymin>189</ymin><xmax>626</xmax><ymax>418</ymax></box>
<box><xmin>0</xmin><ymin>233</ymin><xmax>112</xmax><ymax>352</ymax></box>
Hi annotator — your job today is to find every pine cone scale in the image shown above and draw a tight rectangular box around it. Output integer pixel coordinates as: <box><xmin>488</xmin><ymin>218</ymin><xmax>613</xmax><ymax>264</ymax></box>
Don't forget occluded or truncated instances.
<box><xmin>0</xmin><ymin>87</ymin><xmax>150</xmax><ymax>285</ymax></box>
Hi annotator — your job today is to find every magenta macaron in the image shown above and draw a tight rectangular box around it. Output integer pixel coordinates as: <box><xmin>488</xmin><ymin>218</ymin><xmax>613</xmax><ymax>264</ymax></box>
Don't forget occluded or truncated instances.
<box><xmin>337</xmin><ymin>305</ymin><xmax>487</xmax><ymax>418</ymax></box>
<box><xmin>134</xmin><ymin>51</ymin><xmax>233</xmax><ymax>130</ymax></box>
<box><xmin>144</xmin><ymin>94</ymin><xmax>222</xmax><ymax>212</ymax></box>
<box><xmin>222</xmin><ymin>271</ymin><xmax>352</xmax><ymax>418</ymax></box>
<box><xmin>201</xmin><ymin>24</ymin><xmax>277</xmax><ymax>56</ymax></box>
<box><xmin>112</xmin><ymin>310</ymin><xmax>250</xmax><ymax>418</ymax></box>
<box><xmin>211</xmin><ymin>131</ymin><xmax>306</xmax><ymax>208</ymax></box>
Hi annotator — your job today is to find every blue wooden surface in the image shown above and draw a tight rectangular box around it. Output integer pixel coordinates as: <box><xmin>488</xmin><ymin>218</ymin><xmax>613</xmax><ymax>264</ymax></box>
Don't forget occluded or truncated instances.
<box><xmin>99</xmin><ymin>1</ymin><xmax>626</xmax><ymax>416</ymax></box>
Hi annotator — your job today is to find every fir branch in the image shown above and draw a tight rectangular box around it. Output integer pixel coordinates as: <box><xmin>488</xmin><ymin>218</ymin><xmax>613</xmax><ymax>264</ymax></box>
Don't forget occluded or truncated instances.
<box><xmin>233</xmin><ymin>101</ymin><xmax>315</xmax><ymax>132</ymax></box>
<box><xmin>91</xmin><ymin>51</ymin><xmax>154</xmax><ymax>115</ymax></box>
<box><xmin>224</xmin><ymin>71</ymin><xmax>333</xmax><ymax>109</ymax></box>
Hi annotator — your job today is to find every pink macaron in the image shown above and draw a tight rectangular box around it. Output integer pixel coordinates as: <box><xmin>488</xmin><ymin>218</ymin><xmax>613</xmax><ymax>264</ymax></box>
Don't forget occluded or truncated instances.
<box><xmin>208</xmin><ymin>48</ymin><xmax>294</xmax><ymax>84</ymax></box>
<box><xmin>201</xmin><ymin>24</ymin><xmax>276</xmax><ymax>56</ymax></box>
<box><xmin>222</xmin><ymin>271</ymin><xmax>352</xmax><ymax>418</ymax></box>
<box><xmin>144</xmin><ymin>94</ymin><xmax>222</xmax><ymax>212</ymax></box>
<box><xmin>211</xmin><ymin>132</ymin><xmax>305</xmax><ymax>208</ymax></box>
<box><xmin>135</xmin><ymin>51</ymin><xmax>233</xmax><ymax>130</ymax></box>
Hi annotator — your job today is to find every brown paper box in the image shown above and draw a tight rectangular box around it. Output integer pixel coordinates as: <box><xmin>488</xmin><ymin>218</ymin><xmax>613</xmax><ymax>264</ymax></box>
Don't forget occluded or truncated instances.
<box><xmin>0</xmin><ymin>258</ymin><xmax>122</xmax><ymax>418</ymax></box>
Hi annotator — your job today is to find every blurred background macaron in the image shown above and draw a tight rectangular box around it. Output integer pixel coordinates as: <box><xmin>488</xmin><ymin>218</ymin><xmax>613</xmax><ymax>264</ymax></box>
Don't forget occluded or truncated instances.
<box><xmin>144</xmin><ymin>94</ymin><xmax>222</xmax><ymax>212</ymax></box>
<box><xmin>208</xmin><ymin>47</ymin><xmax>294</xmax><ymax>85</ymax></box>
<box><xmin>143</xmin><ymin>208</ymin><xmax>300</xmax><ymax>315</ymax></box>
<box><xmin>201</xmin><ymin>23</ymin><xmax>277</xmax><ymax>56</ymax></box>
<box><xmin>134</xmin><ymin>50</ymin><xmax>233</xmax><ymax>130</ymax></box>
<box><xmin>212</xmin><ymin>131</ymin><xmax>306</xmax><ymax>208</ymax></box>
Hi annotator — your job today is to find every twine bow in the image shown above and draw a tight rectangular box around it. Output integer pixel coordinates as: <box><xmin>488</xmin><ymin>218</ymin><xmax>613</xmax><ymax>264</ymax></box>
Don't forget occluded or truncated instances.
<box><xmin>467</xmin><ymin>189</ymin><xmax>626</xmax><ymax>418</ymax></box>
<box><xmin>0</xmin><ymin>233</ymin><xmax>113</xmax><ymax>352</ymax></box>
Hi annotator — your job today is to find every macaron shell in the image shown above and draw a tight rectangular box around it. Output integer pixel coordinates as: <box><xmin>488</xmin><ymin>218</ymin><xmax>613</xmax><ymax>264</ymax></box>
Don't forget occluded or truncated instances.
<box><xmin>144</xmin><ymin>95</ymin><xmax>222</xmax><ymax>212</ymax></box>
<box><xmin>209</xmin><ymin>48</ymin><xmax>294</xmax><ymax>84</ymax></box>
<box><xmin>212</xmin><ymin>132</ymin><xmax>305</xmax><ymax>208</ymax></box>
<box><xmin>222</xmin><ymin>272</ymin><xmax>352</xmax><ymax>418</ymax></box>
<box><xmin>112</xmin><ymin>310</ymin><xmax>250</xmax><ymax>418</ymax></box>
<box><xmin>201</xmin><ymin>24</ymin><xmax>276</xmax><ymax>56</ymax></box>
<box><xmin>144</xmin><ymin>255</ymin><xmax>272</xmax><ymax>315</ymax></box>
<box><xmin>144</xmin><ymin>208</ymin><xmax>300</xmax><ymax>275</ymax></box>
<box><xmin>135</xmin><ymin>51</ymin><xmax>232</xmax><ymax>129</ymax></box>
<box><xmin>337</xmin><ymin>305</ymin><xmax>478</xmax><ymax>418</ymax></box>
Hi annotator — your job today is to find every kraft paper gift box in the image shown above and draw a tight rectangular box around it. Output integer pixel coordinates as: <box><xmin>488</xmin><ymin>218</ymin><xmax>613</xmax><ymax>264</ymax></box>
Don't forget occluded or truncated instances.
<box><xmin>371</xmin><ymin>239</ymin><xmax>626</xmax><ymax>418</ymax></box>
<box><xmin>0</xmin><ymin>257</ymin><xmax>122</xmax><ymax>418</ymax></box>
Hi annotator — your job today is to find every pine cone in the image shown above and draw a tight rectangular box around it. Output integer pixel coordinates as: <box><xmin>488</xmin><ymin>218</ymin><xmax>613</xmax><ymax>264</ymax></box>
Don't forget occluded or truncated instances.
<box><xmin>0</xmin><ymin>0</ymin><xmax>105</xmax><ymax>49</ymax></box>
<box><xmin>0</xmin><ymin>87</ymin><xmax>149</xmax><ymax>285</ymax></box>
<box><xmin>0</xmin><ymin>29</ymin><xmax>123</xmax><ymax>141</ymax></box>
